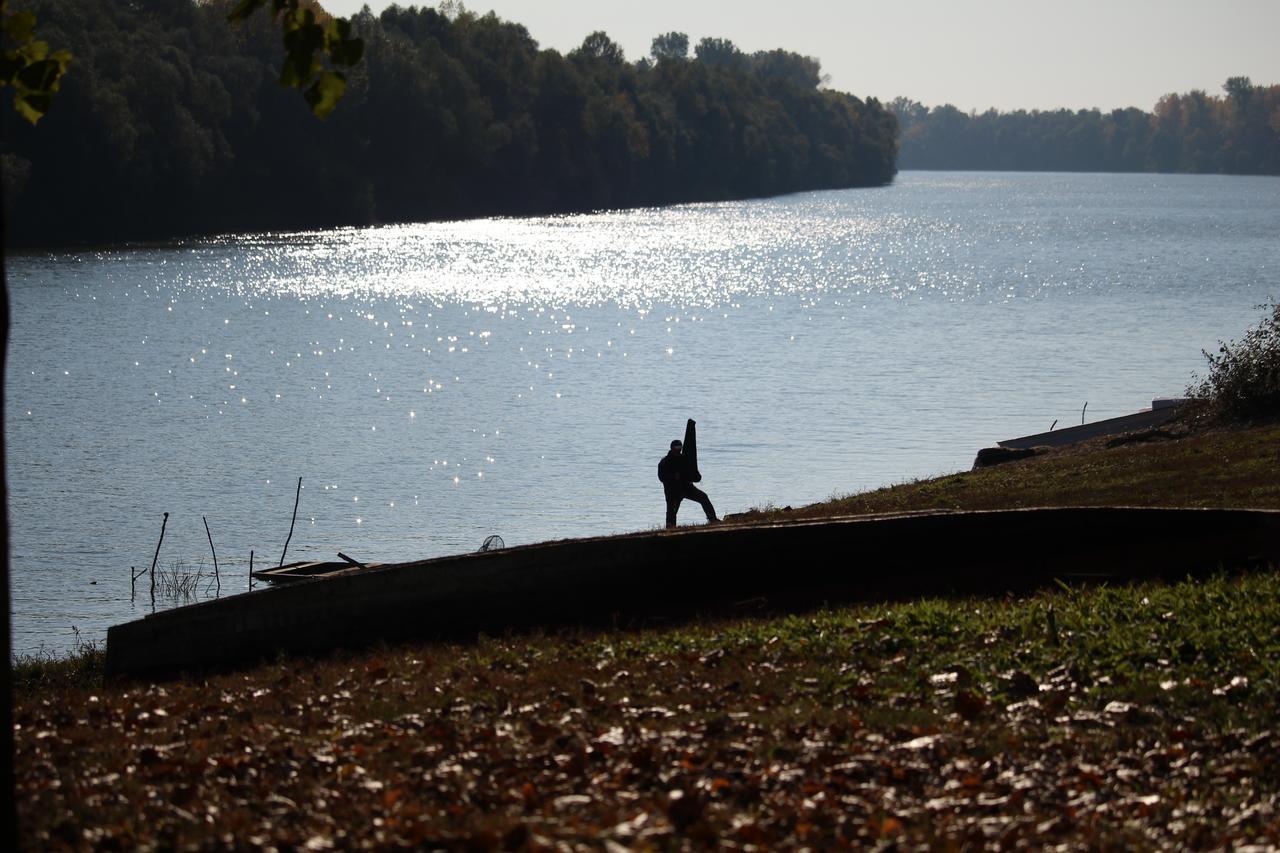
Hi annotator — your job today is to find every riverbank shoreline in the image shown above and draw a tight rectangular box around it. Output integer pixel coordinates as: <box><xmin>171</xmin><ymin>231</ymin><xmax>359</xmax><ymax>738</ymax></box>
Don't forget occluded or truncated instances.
<box><xmin>15</xmin><ymin>417</ymin><xmax>1280</xmax><ymax>847</ymax></box>
<box><xmin>16</xmin><ymin>416</ymin><xmax>1279</xmax><ymax>679</ymax></box>
<box><xmin>102</xmin><ymin>505</ymin><xmax>1280</xmax><ymax>678</ymax></box>
<box><xmin>11</xmin><ymin>170</ymin><xmax>1273</xmax><ymax>659</ymax></box>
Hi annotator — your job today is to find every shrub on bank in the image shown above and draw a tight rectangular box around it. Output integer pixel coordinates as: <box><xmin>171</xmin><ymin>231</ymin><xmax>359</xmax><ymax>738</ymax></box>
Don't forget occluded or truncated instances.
<box><xmin>1188</xmin><ymin>301</ymin><xmax>1280</xmax><ymax>422</ymax></box>
<box><xmin>13</xmin><ymin>644</ymin><xmax>105</xmax><ymax>695</ymax></box>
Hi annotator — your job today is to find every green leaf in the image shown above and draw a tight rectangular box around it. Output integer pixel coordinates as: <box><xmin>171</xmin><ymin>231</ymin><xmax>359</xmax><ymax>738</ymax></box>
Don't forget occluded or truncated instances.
<box><xmin>1</xmin><ymin>3</ymin><xmax>70</xmax><ymax>124</ymax></box>
<box><xmin>14</xmin><ymin>90</ymin><xmax>50</xmax><ymax>124</ymax></box>
<box><xmin>279</xmin><ymin>50</ymin><xmax>319</xmax><ymax>89</ymax></box>
<box><xmin>325</xmin><ymin>19</ymin><xmax>364</xmax><ymax>67</ymax></box>
<box><xmin>281</xmin><ymin>6</ymin><xmax>316</xmax><ymax>34</ymax></box>
<box><xmin>222</xmin><ymin>0</ymin><xmax>359</xmax><ymax>116</ymax></box>
<box><xmin>279</xmin><ymin>14</ymin><xmax>323</xmax><ymax>88</ymax></box>
<box><xmin>326</xmin><ymin>16</ymin><xmax>352</xmax><ymax>42</ymax></box>
<box><xmin>16</xmin><ymin>56</ymin><xmax>65</xmax><ymax>92</ymax></box>
<box><xmin>303</xmin><ymin>70</ymin><xmax>345</xmax><ymax>119</ymax></box>
<box><xmin>281</xmin><ymin>15</ymin><xmax>324</xmax><ymax>57</ymax></box>
<box><xmin>20</xmin><ymin>39</ymin><xmax>50</xmax><ymax>63</ymax></box>
<box><xmin>2</xmin><ymin>10</ymin><xmax>38</xmax><ymax>43</ymax></box>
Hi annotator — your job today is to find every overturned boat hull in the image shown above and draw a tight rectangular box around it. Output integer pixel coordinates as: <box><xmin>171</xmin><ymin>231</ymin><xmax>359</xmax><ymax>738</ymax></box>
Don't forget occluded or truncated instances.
<box><xmin>106</xmin><ymin>506</ymin><xmax>1280</xmax><ymax>677</ymax></box>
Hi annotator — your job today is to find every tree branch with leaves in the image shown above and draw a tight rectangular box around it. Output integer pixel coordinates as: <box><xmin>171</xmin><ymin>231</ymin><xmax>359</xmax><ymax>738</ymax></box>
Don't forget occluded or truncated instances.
<box><xmin>1</xmin><ymin>0</ymin><xmax>71</xmax><ymax>124</ymax></box>
<box><xmin>228</xmin><ymin>0</ymin><xmax>363</xmax><ymax>118</ymax></box>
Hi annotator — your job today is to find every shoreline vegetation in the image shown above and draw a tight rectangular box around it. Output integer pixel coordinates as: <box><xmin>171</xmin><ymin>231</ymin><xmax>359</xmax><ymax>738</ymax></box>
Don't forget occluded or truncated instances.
<box><xmin>6</xmin><ymin>3</ymin><xmax>1278</xmax><ymax>251</ymax></box>
<box><xmin>2</xmin><ymin>0</ymin><xmax>897</xmax><ymax>248</ymax></box>
<box><xmin>893</xmin><ymin>78</ymin><xmax>1280</xmax><ymax>175</ymax></box>
<box><xmin>13</xmin><ymin>415</ymin><xmax>1280</xmax><ymax>685</ymax></box>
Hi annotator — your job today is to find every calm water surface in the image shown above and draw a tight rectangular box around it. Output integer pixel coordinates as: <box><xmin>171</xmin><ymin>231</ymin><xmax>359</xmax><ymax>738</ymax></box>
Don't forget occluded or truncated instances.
<box><xmin>7</xmin><ymin>171</ymin><xmax>1279</xmax><ymax>655</ymax></box>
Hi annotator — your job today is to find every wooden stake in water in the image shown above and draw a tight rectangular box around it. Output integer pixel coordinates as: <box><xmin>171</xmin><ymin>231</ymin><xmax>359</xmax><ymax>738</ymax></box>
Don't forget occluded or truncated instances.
<box><xmin>249</xmin><ymin>549</ymin><xmax>255</xmax><ymax>591</ymax></box>
<box><xmin>130</xmin><ymin>565</ymin><xmax>148</xmax><ymax>599</ymax></box>
<box><xmin>279</xmin><ymin>477</ymin><xmax>302</xmax><ymax>568</ymax></box>
<box><xmin>150</xmin><ymin>512</ymin><xmax>169</xmax><ymax>605</ymax></box>
<box><xmin>1081</xmin><ymin>401</ymin><xmax>1088</xmax><ymax>425</ymax></box>
<box><xmin>203</xmin><ymin>516</ymin><xmax>220</xmax><ymax>594</ymax></box>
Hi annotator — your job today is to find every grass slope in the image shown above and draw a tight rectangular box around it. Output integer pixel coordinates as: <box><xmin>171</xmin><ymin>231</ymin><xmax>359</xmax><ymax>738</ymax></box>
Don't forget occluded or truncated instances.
<box><xmin>14</xmin><ymin>422</ymin><xmax>1280</xmax><ymax>848</ymax></box>
<box><xmin>744</xmin><ymin>421</ymin><xmax>1280</xmax><ymax>520</ymax></box>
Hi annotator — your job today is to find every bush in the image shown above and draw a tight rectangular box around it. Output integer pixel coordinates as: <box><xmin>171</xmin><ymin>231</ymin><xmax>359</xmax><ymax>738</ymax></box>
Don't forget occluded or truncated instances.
<box><xmin>1188</xmin><ymin>301</ymin><xmax>1280</xmax><ymax>422</ymax></box>
<box><xmin>12</xmin><ymin>641</ymin><xmax>106</xmax><ymax>695</ymax></box>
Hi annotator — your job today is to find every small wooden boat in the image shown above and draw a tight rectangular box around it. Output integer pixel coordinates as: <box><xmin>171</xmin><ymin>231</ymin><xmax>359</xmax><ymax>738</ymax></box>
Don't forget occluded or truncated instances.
<box><xmin>252</xmin><ymin>553</ymin><xmax>382</xmax><ymax>584</ymax></box>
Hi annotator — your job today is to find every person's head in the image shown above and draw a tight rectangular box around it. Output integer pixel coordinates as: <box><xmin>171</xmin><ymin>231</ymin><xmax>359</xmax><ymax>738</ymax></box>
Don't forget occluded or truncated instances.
<box><xmin>669</xmin><ymin>439</ymin><xmax>682</xmax><ymax>454</ymax></box>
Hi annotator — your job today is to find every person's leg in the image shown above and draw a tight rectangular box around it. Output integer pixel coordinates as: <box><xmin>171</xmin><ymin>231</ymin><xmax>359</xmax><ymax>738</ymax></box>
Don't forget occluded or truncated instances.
<box><xmin>684</xmin><ymin>484</ymin><xmax>717</xmax><ymax>522</ymax></box>
<box><xmin>665</xmin><ymin>492</ymin><xmax>680</xmax><ymax>527</ymax></box>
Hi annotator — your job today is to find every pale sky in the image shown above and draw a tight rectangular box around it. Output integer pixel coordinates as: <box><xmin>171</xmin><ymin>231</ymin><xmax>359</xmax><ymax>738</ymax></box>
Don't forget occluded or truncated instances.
<box><xmin>323</xmin><ymin>0</ymin><xmax>1280</xmax><ymax>113</ymax></box>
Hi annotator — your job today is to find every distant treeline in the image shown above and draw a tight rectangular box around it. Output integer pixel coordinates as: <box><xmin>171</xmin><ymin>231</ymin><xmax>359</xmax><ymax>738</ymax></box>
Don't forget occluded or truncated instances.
<box><xmin>1</xmin><ymin>0</ymin><xmax>898</xmax><ymax>247</ymax></box>
<box><xmin>893</xmin><ymin>79</ymin><xmax>1280</xmax><ymax>175</ymax></box>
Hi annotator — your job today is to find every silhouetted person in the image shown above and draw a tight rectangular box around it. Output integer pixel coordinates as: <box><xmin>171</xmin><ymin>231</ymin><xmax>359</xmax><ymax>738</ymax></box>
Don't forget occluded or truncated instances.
<box><xmin>659</xmin><ymin>439</ymin><xmax>717</xmax><ymax>527</ymax></box>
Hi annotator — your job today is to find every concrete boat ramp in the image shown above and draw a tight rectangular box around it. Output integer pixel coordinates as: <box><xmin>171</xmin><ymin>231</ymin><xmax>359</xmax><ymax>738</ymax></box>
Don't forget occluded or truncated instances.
<box><xmin>105</xmin><ymin>507</ymin><xmax>1280</xmax><ymax>677</ymax></box>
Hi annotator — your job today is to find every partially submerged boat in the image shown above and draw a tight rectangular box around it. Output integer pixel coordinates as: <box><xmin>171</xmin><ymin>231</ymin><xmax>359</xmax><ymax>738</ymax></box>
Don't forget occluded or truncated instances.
<box><xmin>252</xmin><ymin>557</ymin><xmax>384</xmax><ymax>585</ymax></box>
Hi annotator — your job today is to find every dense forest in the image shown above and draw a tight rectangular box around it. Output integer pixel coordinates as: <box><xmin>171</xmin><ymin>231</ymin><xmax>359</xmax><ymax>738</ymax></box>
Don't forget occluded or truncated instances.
<box><xmin>0</xmin><ymin>0</ymin><xmax>898</xmax><ymax>246</ymax></box>
<box><xmin>893</xmin><ymin>79</ymin><xmax>1280</xmax><ymax>174</ymax></box>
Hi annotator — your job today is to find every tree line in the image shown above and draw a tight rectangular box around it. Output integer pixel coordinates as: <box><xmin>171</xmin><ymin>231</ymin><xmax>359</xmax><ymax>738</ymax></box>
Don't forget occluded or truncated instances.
<box><xmin>893</xmin><ymin>78</ymin><xmax>1280</xmax><ymax>175</ymax></box>
<box><xmin>0</xmin><ymin>0</ymin><xmax>898</xmax><ymax>247</ymax></box>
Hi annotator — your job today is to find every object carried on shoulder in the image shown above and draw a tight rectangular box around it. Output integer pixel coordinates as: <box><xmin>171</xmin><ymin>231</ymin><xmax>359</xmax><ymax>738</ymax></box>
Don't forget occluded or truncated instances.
<box><xmin>683</xmin><ymin>418</ymin><xmax>701</xmax><ymax>482</ymax></box>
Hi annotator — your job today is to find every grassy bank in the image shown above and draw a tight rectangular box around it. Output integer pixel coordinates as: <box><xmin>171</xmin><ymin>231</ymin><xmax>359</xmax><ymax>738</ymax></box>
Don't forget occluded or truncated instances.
<box><xmin>14</xmin><ymin>421</ymin><xmax>1280</xmax><ymax>848</ymax></box>
<box><xmin>16</xmin><ymin>573</ymin><xmax>1280</xmax><ymax>848</ymax></box>
<box><xmin>740</xmin><ymin>419</ymin><xmax>1280</xmax><ymax>521</ymax></box>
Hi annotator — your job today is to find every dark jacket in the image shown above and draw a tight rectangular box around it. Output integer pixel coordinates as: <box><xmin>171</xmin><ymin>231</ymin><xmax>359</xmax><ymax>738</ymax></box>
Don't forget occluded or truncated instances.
<box><xmin>658</xmin><ymin>451</ymin><xmax>684</xmax><ymax>492</ymax></box>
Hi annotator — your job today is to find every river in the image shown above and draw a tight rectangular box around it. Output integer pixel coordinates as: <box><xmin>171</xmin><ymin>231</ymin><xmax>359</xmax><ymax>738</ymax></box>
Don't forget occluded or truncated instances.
<box><xmin>7</xmin><ymin>170</ymin><xmax>1278</xmax><ymax>656</ymax></box>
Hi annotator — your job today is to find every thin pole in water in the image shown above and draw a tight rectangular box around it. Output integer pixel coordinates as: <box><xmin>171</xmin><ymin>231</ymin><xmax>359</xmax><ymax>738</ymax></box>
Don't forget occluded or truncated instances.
<box><xmin>1081</xmin><ymin>401</ymin><xmax>1088</xmax><ymax>425</ymax></box>
<box><xmin>249</xmin><ymin>550</ymin><xmax>254</xmax><ymax>591</ymax></box>
<box><xmin>203</xmin><ymin>516</ymin><xmax>220</xmax><ymax>595</ymax></box>
<box><xmin>150</xmin><ymin>512</ymin><xmax>169</xmax><ymax>606</ymax></box>
<box><xmin>280</xmin><ymin>477</ymin><xmax>302</xmax><ymax>568</ymax></box>
<box><xmin>130</xmin><ymin>565</ymin><xmax>147</xmax><ymax>600</ymax></box>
